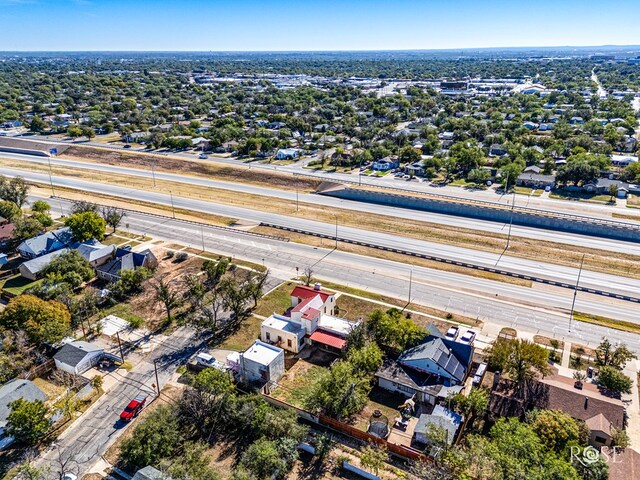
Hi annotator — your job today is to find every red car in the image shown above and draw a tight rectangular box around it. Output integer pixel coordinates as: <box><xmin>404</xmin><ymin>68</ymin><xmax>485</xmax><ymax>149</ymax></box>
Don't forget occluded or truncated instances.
<box><xmin>120</xmin><ymin>394</ymin><xmax>147</xmax><ymax>422</ymax></box>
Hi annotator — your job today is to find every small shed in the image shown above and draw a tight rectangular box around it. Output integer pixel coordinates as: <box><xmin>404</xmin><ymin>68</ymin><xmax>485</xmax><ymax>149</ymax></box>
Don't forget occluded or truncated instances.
<box><xmin>54</xmin><ymin>341</ymin><xmax>104</xmax><ymax>375</ymax></box>
<box><xmin>239</xmin><ymin>340</ymin><xmax>285</xmax><ymax>386</ymax></box>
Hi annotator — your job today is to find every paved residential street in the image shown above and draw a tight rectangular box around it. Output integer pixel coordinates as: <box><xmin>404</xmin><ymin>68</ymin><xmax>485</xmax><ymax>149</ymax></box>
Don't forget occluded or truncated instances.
<box><xmin>37</xmin><ymin>327</ymin><xmax>207</xmax><ymax>476</ymax></box>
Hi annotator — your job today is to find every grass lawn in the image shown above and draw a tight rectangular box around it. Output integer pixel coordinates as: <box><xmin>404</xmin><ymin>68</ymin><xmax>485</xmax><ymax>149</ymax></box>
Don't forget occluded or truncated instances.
<box><xmin>96</xmin><ymin>302</ymin><xmax>146</xmax><ymax>328</ymax></box>
<box><xmin>101</xmin><ymin>235</ymin><xmax>127</xmax><ymax>246</ymax></box>
<box><xmin>217</xmin><ymin>315</ymin><xmax>262</xmax><ymax>351</ymax></box>
<box><xmin>253</xmin><ymin>280</ymin><xmax>296</xmax><ymax>317</ymax></box>
<box><xmin>572</xmin><ymin>311</ymin><xmax>640</xmax><ymax>335</ymax></box>
<box><xmin>353</xmin><ymin>387</ymin><xmax>407</xmax><ymax>431</ymax></box>
<box><xmin>549</xmin><ymin>190</ymin><xmax>615</xmax><ymax>204</ymax></box>
<box><xmin>628</xmin><ymin>194</ymin><xmax>640</xmax><ymax>207</ymax></box>
<box><xmin>448</xmin><ymin>178</ymin><xmax>468</xmax><ymax>187</ymax></box>
<box><xmin>0</xmin><ymin>274</ymin><xmax>41</xmax><ymax>296</ymax></box>
<box><xmin>514</xmin><ymin>186</ymin><xmax>543</xmax><ymax>196</ymax></box>
<box><xmin>272</xmin><ymin>360</ymin><xmax>324</xmax><ymax>407</ymax></box>
<box><xmin>32</xmin><ymin>377</ymin><xmax>66</xmax><ymax>401</ymax></box>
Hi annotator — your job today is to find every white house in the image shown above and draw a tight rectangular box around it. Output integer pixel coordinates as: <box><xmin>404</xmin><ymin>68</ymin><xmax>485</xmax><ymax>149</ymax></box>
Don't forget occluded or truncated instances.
<box><xmin>239</xmin><ymin>340</ymin><xmax>285</xmax><ymax>385</ymax></box>
<box><xmin>54</xmin><ymin>341</ymin><xmax>104</xmax><ymax>375</ymax></box>
<box><xmin>275</xmin><ymin>148</ymin><xmax>299</xmax><ymax>160</ymax></box>
<box><xmin>261</xmin><ymin>283</ymin><xmax>358</xmax><ymax>354</ymax></box>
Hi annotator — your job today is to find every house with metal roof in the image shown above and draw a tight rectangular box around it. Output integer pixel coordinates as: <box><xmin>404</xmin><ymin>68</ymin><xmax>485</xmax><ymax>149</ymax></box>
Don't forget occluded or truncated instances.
<box><xmin>0</xmin><ymin>380</ymin><xmax>47</xmax><ymax>449</ymax></box>
<box><xmin>413</xmin><ymin>405</ymin><xmax>462</xmax><ymax>447</ymax></box>
<box><xmin>96</xmin><ymin>248</ymin><xmax>157</xmax><ymax>282</ymax></box>
<box><xmin>19</xmin><ymin>248</ymin><xmax>69</xmax><ymax>281</ymax></box>
<box><xmin>75</xmin><ymin>242</ymin><xmax>116</xmax><ymax>267</ymax></box>
<box><xmin>17</xmin><ymin>227</ymin><xmax>74</xmax><ymax>259</ymax></box>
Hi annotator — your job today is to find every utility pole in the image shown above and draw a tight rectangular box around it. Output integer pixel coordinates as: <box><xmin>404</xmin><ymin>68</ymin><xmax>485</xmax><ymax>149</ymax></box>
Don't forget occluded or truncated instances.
<box><xmin>568</xmin><ymin>254</ymin><xmax>585</xmax><ymax>333</ymax></box>
<box><xmin>169</xmin><ymin>191</ymin><xmax>176</xmax><ymax>219</ymax></box>
<box><xmin>201</xmin><ymin>225</ymin><xmax>205</xmax><ymax>252</ymax></box>
<box><xmin>153</xmin><ymin>359</ymin><xmax>161</xmax><ymax>396</ymax></box>
<box><xmin>335</xmin><ymin>215</ymin><xmax>338</xmax><ymax>249</ymax></box>
<box><xmin>506</xmin><ymin>195</ymin><xmax>515</xmax><ymax>250</ymax></box>
<box><xmin>47</xmin><ymin>156</ymin><xmax>55</xmax><ymax>197</ymax></box>
<box><xmin>296</xmin><ymin>185</ymin><xmax>299</xmax><ymax>212</ymax></box>
<box><xmin>116</xmin><ymin>331</ymin><xmax>125</xmax><ymax>363</ymax></box>
<box><xmin>151</xmin><ymin>161</ymin><xmax>156</xmax><ymax>187</ymax></box>
<box><xmin>408</xmin><ymin>268</ymin><xmax>413</xmax><ymax>304</ymax></box>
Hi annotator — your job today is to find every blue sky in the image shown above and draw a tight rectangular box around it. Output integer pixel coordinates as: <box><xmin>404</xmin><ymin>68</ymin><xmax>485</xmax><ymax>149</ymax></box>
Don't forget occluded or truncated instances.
<box><xmin>1</xmin><ymin>0</ymin><xmax>639</xmax><ymax>51</ymax></box>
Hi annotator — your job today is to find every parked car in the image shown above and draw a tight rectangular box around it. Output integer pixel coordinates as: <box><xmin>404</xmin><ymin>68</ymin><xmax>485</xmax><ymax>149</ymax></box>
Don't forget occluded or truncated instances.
<box><xmin>123</xmin><ymin>144</ymin><xmax>132</xmax><ymax>149</ymax></box>
<box><xmin>120</xmin><ymin>394</ymin><xmax>147</xmax><ymax>422</ymax></box>
<box><xmin>459</xmin><ymin>329</ymin><xmax>477</xmax><ymax>345</ymax></box>
<box><xmin>473</xmin><ymin>361</ymin><xmax>488</xmax><ymax>385</ymax></box>
<box><xmin>198</xmin><ymin>153</ymin><xmax>208</xmax><ymax>159</ymax></box>
<box><xmin>445</xmin><ymin>326</ymin><xmax>459</xmax><ymax>340</ymax></box>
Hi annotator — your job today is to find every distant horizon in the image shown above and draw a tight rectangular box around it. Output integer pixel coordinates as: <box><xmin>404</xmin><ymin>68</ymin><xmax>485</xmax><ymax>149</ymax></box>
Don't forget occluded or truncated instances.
<box><xmin>1</xmin><ymin>0</ymin><xmax>639</xmax><ymax>52</ymax></box>
<box><xmin>2</xmin><ymin>44</ymin><xmax>640</xmax><ymax>55</ymax></box>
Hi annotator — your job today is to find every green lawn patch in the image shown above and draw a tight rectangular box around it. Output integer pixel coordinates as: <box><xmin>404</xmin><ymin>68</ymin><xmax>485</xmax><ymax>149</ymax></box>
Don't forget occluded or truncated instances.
<box><xmin>218</xmin><ymin>315</ymin><xmax>262</xmax><ymax>351</ymax></box>
<box><xmin>549</xmin><ymin>190</ymin><xmax>615</xmax><ymax>204</ymax></box>
<box><xmin>273</xmin><ymin>362</ymin><xmax>324</xmax><ymax>407</ymax></box>
<box><xmin>0</xmin><ymin>274</ymin><xmax>41</xmax><ymax>295</ymax></box>
<box><xmin>254</xmin><ymin>281</ymin><xmax>295</xmax><ymax>317</ymax></box>
<box><xmin>573</xmin><ymin>311</ymin><xmax>640</xmax><ymax>335</ymax></box>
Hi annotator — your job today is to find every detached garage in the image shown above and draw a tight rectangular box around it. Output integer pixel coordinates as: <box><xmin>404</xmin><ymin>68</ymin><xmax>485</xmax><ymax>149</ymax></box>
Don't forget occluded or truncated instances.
<box><xmin>54</xmin><ymin>341</ymin><xmax>104</xmax><ymax>375</ymax></box>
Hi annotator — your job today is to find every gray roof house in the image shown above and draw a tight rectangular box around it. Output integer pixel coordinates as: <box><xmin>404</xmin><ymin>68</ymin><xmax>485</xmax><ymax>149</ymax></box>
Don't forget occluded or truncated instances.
<box><xmin>17</xmin><ymin>227</ymin><xmax>74</xmax><ymax>259</ymax></box>
<box><xmin>19</xmin><ymin>248</ymin><xmax>69</xmax><ymax>281</ymax></box>
<box><xmin>413</xmin><ymin>405</ymin><xmax>462</xmax><ymax>447</ymax></box>
<box><xmin>583</xmin><ymin>179</ymin><xmax>631</xmax><ymax>198</ymax></box>
<box><xmin>398</xmin><ymin>338</ymin><xmax>467</xmax><ymax>385</ymax></box>
<box><xmin>96</xmin><ymin>248</ymin><xmax>157</xmax><ymax>282</ymax></box>
<box><xmin>54</xmin><ymin>341</ymin><xmax>104</xmax><ymax>375</ymax></box>
<box><xmin>132</xmin><ymin>466</ymin><xmax>171</xmax><ymax>480</ymax></box>
<box><xmin>75</xmin><ymin>242</ymin><xmax>116</xmax><ymax>268</ymax></box>
<box><xmin>516</xmin><ymin>173</ymin><xmax>556</xmax><ymax>189</ymax></box>
<box><xmin>0</xmin><ymin>380</ymin><xmax>47</xmax><ymax>449</ymax></box>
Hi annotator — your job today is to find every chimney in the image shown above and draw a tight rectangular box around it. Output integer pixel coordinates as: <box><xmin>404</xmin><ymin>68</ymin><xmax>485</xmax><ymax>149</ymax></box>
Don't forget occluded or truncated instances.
<box><xmin>314</xmin><ymin>282</ymin><xmax>322</xmax><ymax>291</ymax></box>
<box><xmin>584</xmin><ymin>397</ymin><xmax>589</xmax><ymax>410</ymax></box>
<box><xmin>493</xmin><ymin>371</ymin><xmax>501</xmax><ymax>389</ymax></box>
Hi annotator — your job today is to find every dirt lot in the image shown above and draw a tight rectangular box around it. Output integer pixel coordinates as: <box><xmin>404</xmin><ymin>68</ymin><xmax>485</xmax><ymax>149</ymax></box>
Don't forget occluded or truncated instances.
<box><xmin>64</xmin><ymin>145</ymin><xmax>320</xmax><ymax>191</ymax></box>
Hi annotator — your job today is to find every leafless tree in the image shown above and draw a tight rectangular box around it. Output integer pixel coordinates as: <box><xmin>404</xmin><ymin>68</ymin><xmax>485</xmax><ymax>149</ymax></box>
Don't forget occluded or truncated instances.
<box><xmin>303</xmin><ymin>266</ymin><xmax>314</xmax><ymax>286</ymax></box>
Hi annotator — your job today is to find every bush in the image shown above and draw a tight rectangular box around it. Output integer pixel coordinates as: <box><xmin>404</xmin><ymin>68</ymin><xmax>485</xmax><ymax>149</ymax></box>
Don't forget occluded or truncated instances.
<box><xmin>166</xmin><ymin>250</ymin><xmax>175</xmax><ymax>258</ymax></box>
<box><xmin>175</xmin><ymin>252</ymin><xmax>188</xmax><ymax>262</ymax></box>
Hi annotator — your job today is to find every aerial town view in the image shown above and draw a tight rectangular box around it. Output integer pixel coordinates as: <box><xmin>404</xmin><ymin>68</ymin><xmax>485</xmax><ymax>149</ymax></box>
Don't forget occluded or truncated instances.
<box><xmin>0</xmin><ymin>1</ymin><xmax>639</xmax><ymax>480</ymax></box>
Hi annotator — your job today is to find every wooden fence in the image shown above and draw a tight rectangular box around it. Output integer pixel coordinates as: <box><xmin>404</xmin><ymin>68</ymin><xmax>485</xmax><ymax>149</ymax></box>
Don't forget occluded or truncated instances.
<box><xmin>18</xmin><ymin>359</ymin><xmax>56</xmax><ymax>380</ymax></box>
<box><xmin>261</xmin><ymin>393</ymin><xmax>428</xmax><ymax>463</ymax></box>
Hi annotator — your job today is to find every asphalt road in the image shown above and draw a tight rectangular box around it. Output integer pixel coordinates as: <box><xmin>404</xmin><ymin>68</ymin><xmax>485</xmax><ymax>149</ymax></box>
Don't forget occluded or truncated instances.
<box><xmin>39</xmin><ymin>196</ymin><xmax>640</xmax><ymax>353</ymax></box>
<box><xmin>37</xmin><ymin>326</ymin><xmax>206</xmax><ymax>476</ymax></box>
<box><xmin>9</xmin><ymin>166</ymin><xmax>640</xmax><ymax>300</ymax></box>
<box><xmin>6</xmin><ymin>151</ymin><xmax>640</xmax><ymax>257</ymax></box>
<box><xmin>15</xmin><ymin>134</ymin><xmax>638</xmax><ymax>220</ymax></box>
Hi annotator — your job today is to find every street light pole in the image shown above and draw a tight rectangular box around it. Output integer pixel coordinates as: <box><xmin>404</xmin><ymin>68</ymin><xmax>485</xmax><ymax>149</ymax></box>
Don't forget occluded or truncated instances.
<box><xmin>568</xmin><ymin>254</ymin><xmax>585</xmax><ymax>333</ymax></box>
<box><xmin>153</xmin><ymin>359</ymin><xmax>161</xmax><ymax>396</ymax></box>
<box><xmin>506</xmin><ymin>196</ymin><xmax>515</xmax><ymax>250</ymax></box>
<box><xmin>296</xmin><ymin>185</ymin><xmax>299</xmax><ymax>212</ymax></box>
<box><xmin>47</xmin><ymin>156</ymin><xmax>55</xmax><ymax>197</ymax></box>
<box><xmin>169</xmin><ymin>191</ymin><xmax>176</xmax><ymax>219</ymax></box>
<box><xmin>408</xmin><ymin>268</ymin><xmax>413</xmax><ymax>304</ymax></box>
<box><xmin>335</xmin><ymin>215</ymin><xmax>338</xmax><ymax>249</ymax></box>
<box><xmin>201</xmin><ymin>225</ymin><xmax>205</xmax><ymax>252</ymax></box>
<box><xmin>151</xmin><ymin>161</ymin><xmax>156</xmax><ymax>187</ymax></box>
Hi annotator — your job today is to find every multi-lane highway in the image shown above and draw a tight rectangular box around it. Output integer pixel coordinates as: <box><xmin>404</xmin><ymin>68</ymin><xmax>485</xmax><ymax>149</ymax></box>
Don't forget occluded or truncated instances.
<box><xmin>10</xmin><ymin>135</ymin><xmax>639</xmax><ymax>219</ymax></box>
<box><xmin>40</xmin><ymin>196</ymin><xmax>640</xmax><ymax>352</ymax></box>
<box><xmin>5</xmin><ymin>151</ymin><xmax>640</xmax><ymax>256</ymax></box>
<box><xmin>6</xmin><ymin>164</ymin><xmax>640</xmax><ymax>300</ymax></box>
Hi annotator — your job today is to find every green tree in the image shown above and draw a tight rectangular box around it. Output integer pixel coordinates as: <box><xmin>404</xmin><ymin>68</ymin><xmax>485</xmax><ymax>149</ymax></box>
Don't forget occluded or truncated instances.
<box><xmin>467</xmin><ymin>168</ymin><xmax>491</xmax><ymax>185</ymax></box>
<box><xmin>0</xmin><ymin>200</ymin><xmax>21</xmax><ymax>221</ymax></box>
<box><xmin>101</xmin><ymin>206</ymin><xmax>126</xmax><ymax>233</ymax></box>
<box><xmin>611</xmin><ymin>427</ymin><xmax>630</xmax><ymax>448</ymax></box>
<box><xmin>595</xmin><ymin>338</ymin><xmax>636</xmax><ymax>370</ymax></box>
<box><xmin>13</xmin><ymin>216</ymin><xmax>44</xmax><ymax>240</ymax></box>
<box><xmin>304</xmin><ymin>360</ymin><xmax>371</xmax><ymax>419</ymax></box>
<box><xmin>120</xmin><ymin>406</ymin><xmax>183</xmax><ymax>470</ymax></box>
<box><xmin>64</xmin><ymin>211</ymin><xmax>106</xmax><ymax>241</ymax></box>
<box><xmin>399</xmin><ymin>145</ymin><xmax>422</xmax><ymax>163</ymax></box>
<box><xmin>367</xmin><ymin>308</ymin><xmax>426</xmax><ymax>352</ymax></box>
<box><xmin>346</xmin><ymin>342</ymin><xmax>383</xmax><ymax>375</ymax></box>
<box><xmin>527</xmin><ymin>409</ymin><xmax>585</xmax><ymax>453</ymax></box>
<box><xmin>239</xmin><ymin>438</ymin><xmax>287</xmax><ymax>480</ymax></box>
<box><xmin>67</xmin><ymin>126</ymin><xmax>83</xmax><ymax>140</ymax></box>
<box><xmin>112</xmin><ymin>267</ymin><xmax>152</xmax><ymax>298</ymax></box>
<box><xmin>359</xmin><ymin>443</ymin><xmax>387</xmax><ymax>475</ymax></box>
<box><xmin>0</xmin><ymin>294</ymin><xmax>71</xmax><ymax>343</ymax></box>
<box><xmin>501</xmin><ymin>161</ymin><xmax>525</xmax><ymax>191</ymax></box>
<box><xmin>485</xmin><ymin>338</ymin><xmax>550</xmax><ymax>390</ymax></box>
<box><xmin>597</xmin><ymin>366</ymin><xmax>632</xmax><ymax>394</ymax></box>
<box><xmin>202</xmin><ymin>258</ymin><xmax>230</xmax><ymax>287</ymax></box>
<box><xmin>0</xmin><ymin>176</ymin><xmax>29</xmax><ymax>207</ymax></box>
<box><xmin>160</xmin><ymin>442</ymin><xmax>220</xmax><ymax>480</ymax></box>
<box><xmin>193</xmin><ymin>368</ymin><xmax>236</xmax><ymax>396</ymax></box>
<box><xmin>43</xmin><ymin>250</ymin><xmax>94</xmax><ymax>285</ymax></box>
<box><xmin>6</xmin><ymin>399</ymin><xmax>50</xmax><ymax>445</ymax></box>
